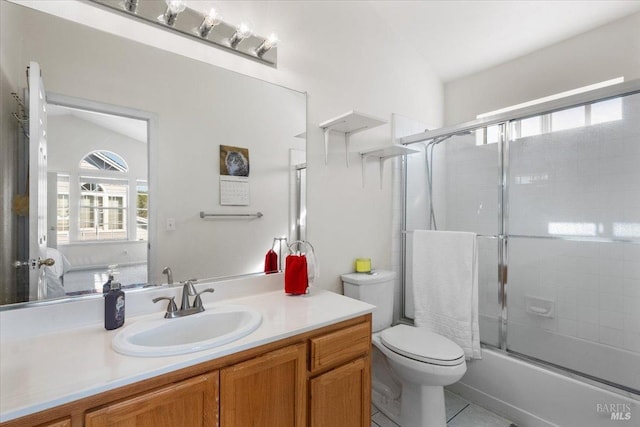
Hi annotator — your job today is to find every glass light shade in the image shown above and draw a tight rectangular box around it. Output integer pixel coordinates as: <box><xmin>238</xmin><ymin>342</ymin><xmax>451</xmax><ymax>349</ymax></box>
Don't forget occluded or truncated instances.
<box><xmin>265</xmin><ymin>33</ymin><xmax>279</xmax><ymax>49</ymax></box>
<box><xmin>236</xmin><ymin>22</ymin><xmax>253</xmax><ymax>38</ymax></box>
<box><xmin>165</xmin><ymin>0</ymin><xmax>186</xmax><ymax>14</ymax></box>
<box><xmin>203</xmin><ymin>8</ymin><xmax>221</xmax><ymax>26</ymax></box>
<box><xmin>229</xmin><ymin>22</ymin><xmax>253</xmax><ymax>48</ymax></box>
<box><xmin>198</xmin><ymin>7</ymin><xmax>222</xmax><ymax>38</ymax></box>
<box><xmin>124</xmin><ymin>0</ymin><xmax>138</xmax><ymax>13</ymax></box>
<box><xmin>255</xmin><ymin>32</ymin><xmax>279</xmax><ymax>57</ymax></box>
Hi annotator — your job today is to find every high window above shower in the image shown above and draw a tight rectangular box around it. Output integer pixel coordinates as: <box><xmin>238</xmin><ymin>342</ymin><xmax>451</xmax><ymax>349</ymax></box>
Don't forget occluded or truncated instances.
<box><xmin>475</xmin><ymin>78</ymin><xmax>625</xmax><ymax>145</ymax></box>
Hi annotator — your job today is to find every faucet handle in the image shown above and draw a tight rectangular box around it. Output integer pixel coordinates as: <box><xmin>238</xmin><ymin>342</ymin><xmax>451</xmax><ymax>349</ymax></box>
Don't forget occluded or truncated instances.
<box><xmin>153</xmin><ymin>296</ymin><xmax>178</xmax><ymax>318</ymax></box>
<box><xmin>192</xmin><ymin>288</ymin><xmax>215</xmax><ymax>309</ymax></box>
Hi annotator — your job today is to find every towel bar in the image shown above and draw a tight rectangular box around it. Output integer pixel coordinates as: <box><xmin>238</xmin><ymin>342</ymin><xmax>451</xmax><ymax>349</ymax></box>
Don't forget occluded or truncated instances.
<box><xmin>200</xmin><ymin>211</ymin><xmax>263</xmax><ymax>219</ymax></box>
<box><xmin>401</xmin><ymin>230</ymin><xmax>500</xmax><ymax>239</ymax></box>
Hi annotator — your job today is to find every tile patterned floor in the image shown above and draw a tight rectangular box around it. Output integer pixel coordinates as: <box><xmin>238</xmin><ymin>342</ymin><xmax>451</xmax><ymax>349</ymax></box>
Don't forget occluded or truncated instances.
<box><xmin>371</xmin><ymin>390</ymin><xmax>515</xmax><ymax>427</ymax></box>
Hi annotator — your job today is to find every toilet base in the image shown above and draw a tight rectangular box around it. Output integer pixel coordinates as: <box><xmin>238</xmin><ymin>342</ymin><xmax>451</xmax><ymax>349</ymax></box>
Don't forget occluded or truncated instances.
<box><xmin>400</xmin><ymin>383</ymin><xmax>447</xmax><ymax>427</ymax></box>
<box><xmin>371</xmin><ymin>331</ymin><xmax>466</xmax><ymax>427</ymax></box>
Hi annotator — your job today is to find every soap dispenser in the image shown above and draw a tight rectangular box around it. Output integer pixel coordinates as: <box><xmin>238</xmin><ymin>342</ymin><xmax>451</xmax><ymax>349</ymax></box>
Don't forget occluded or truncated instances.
<box><xmin>105</xmin><ymin>279</ymin><xmax>125</xmax><ymax>330</ymax></box>
<box><xmin>102</xmin><ymin>264</ymin><xmax>119</xmax><ymax>294</ymax></box>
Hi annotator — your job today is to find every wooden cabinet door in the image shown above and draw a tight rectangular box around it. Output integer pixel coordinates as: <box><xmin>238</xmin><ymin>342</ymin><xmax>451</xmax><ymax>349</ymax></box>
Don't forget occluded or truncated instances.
<box><xmin>220</xmin><ymin>343</ymin><xmax>306</xmax><ymax>427</ymax></box>
<box><xmin>310</xmin><ymin>356</ymin><xmax>370</xmax><ymax>427</ymax></box>
<box><xmin>85</xmin><ymin>373</ymin><xmax>218</xmax><ymax>427</ymax></box>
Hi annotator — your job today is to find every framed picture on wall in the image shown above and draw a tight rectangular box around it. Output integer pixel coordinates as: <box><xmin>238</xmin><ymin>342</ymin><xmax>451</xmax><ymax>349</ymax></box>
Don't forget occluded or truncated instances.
<box><xmin>220</xmin><ymin>145</ymin><xmax>250</xmax><ymax>177</ymax></box>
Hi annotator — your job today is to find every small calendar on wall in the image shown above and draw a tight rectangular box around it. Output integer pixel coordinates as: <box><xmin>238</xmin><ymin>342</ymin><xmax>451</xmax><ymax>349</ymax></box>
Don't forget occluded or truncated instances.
<box><xmin>220</xmin><ymin>175</ymin><xmax>250</xmax><ymax>206</ymax></box>
<box><xmin>219</xmin><ymin>144</ymin><xmax>250</xmax><ymax>206</ymax></box>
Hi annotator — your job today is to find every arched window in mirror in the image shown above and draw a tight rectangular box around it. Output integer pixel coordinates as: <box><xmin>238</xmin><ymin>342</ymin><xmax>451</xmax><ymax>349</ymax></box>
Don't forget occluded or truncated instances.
<box><xmin>77</xmin><ymin>151</ymin><xmax>129</xmax><ymax>242</ymax></box>
<box><xmin>80</xmin><ymin>150</ymin><xmax>128</xmax><ymax>172</ymax></box>
<box><xmin>56</xmin><ymin>151</ymin><xmax>133</xmax><ymax>243</ymax></box>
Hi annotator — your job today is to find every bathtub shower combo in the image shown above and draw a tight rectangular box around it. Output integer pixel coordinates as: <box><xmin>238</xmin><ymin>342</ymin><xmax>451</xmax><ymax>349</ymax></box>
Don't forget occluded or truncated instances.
<box><xmin>398</xmin><ymin>80</ymin><xmax>640</xmax><ymax>426</ymax></box>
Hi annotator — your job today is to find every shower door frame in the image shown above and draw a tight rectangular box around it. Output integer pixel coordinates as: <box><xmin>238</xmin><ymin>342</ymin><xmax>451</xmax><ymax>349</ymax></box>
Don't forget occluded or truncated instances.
<box><xmin>398</xmin><ymin>78</ymin><xmax>640</xmax><ymax>396</ymax></box>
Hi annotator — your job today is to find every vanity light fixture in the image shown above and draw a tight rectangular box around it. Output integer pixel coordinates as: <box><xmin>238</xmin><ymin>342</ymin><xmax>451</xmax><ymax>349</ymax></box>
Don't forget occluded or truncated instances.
<box><xmin>89</xmin><ymin>0</ymin><xmax>278</xmax><ymax>66</ymax></box>
<box><xmin>162</xmin><ymin>0</ymin><xmax>187</xmax><ymax>26</ymax></box>
<box><xmin>255</xmin><ymin>33</ymin><xmax>279</xmax><ymax>58</ymax></box>
<box><xmin>124</xmin><ymin>0</ymin><xmax>138</xmax><ymax>13</ymax></box>
<box><xmin>229</xmin><ymin>22</ymin><xmax>253</xmax><ymax>49</ymax></box>
<box><xmin>198</xmin><ymin>8</ymin><xmax>222</xmax><ymax>38</ymax></box>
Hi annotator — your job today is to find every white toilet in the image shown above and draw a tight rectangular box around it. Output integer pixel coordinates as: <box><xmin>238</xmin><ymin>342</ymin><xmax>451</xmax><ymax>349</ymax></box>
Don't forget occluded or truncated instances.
<box><xmin>342</xmin><ymin>270</ymin><xmax>467</xmax><ymax>427</ymax></box>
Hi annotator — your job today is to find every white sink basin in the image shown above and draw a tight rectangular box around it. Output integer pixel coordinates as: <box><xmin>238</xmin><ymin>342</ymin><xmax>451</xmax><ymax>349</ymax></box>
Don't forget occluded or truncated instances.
<box><xmin>112</xmin><ymin>305</ymin><xmax>262</xmax><ymax>357</ymax></box>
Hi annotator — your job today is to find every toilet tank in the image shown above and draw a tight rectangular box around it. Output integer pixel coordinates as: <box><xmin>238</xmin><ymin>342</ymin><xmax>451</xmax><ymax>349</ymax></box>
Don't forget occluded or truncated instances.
<box><xmin>341</xmin><ymin>270</ymin><xmax>396</xmax><ymax>333</ymax></box>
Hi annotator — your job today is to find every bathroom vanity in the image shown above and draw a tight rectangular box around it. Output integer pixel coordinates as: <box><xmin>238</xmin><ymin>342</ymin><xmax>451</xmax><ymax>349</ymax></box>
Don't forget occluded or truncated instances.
<box><xmin>0</xmin><ymin>275</ymin><xmax>373</xmax><ymax>427</ymax></box>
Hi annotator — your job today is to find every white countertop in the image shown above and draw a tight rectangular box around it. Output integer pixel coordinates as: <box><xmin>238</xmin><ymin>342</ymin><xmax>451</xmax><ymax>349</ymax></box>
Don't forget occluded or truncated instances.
<box><xmin>0</xmin><ymin>275</ymin><xmax>373</xmax><ymax>422</ymax></box>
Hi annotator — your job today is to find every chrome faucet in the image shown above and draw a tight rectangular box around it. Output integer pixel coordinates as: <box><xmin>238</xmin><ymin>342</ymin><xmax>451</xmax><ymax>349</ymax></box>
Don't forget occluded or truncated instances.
<box><xmin>153</xmin><ymin>279</ymin><xmax>215</xmax><ymax>319</ymax></box>
<box><xmin>180</xmin><ymin>279</ymin><xmax>199</xmax><ymax>311</ymax></box>
<box><xmin>161</xmin><ymin>266</ymin><xmax>173</xmax><ymax>285</ymax></box>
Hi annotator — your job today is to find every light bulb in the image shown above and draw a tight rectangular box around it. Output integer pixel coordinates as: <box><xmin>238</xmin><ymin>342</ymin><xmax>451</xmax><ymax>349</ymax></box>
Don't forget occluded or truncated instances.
<box><xmin>255</xmin><ymin>32</ymin><xmax>279</xmax><ymax>57</ymax></box>
<box><xmin>162</xmin><ymin>0</ymin><xmax>186</xmax><ymax>26</ymax></box>
<box><xmin>198</xmin><ymin>8</ymin><xmax>222</xmax><ymax>38</ymax></box>
<box><xmin>229</xmin><ymin>21</ymin><xmax>253</xmax><ymax>48</ymax></box>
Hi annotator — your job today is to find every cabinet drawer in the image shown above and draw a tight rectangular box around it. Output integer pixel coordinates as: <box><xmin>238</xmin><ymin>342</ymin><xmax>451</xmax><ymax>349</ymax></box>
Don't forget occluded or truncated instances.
<box><xmin>310</xmin><ymin>321</ymin><xmax>370</xmax><ymax>373</ymax></box>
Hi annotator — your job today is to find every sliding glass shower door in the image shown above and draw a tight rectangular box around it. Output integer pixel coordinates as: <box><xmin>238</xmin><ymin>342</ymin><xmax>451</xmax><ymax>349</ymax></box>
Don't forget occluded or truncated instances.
<box><xmin>506</xmin><ymin>91</ymin><xmax>640</xmax><ymax>392</ymax></box>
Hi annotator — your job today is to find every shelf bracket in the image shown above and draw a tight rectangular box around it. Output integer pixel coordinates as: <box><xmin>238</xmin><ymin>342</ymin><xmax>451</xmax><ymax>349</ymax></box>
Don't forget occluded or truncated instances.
<box><xmin>323</xmin><ymin>128</ymin><xmax>330</xmax><ymax>165</ymax></box>
<box><xmin>322</xmin><ymin>123</ymin><xmax>365</xmax><ymax>168</ymax></box>
<box><xmin>360</xmin><ymin>154</ymin><xmax>388</xmax><ymax>189</ymax></box>
<box><xmin>359</xmin><ymin>145</ymin><xmax>419</xmax><ymax>189</ymax></box>
<box><xmin>344</xmin><ymin>132</ymin><xmax>351</xmax><ymax>167</ymax></box>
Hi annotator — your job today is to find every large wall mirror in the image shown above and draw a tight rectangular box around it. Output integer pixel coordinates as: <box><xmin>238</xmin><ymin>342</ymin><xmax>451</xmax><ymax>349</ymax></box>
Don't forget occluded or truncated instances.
<box><xmin>0</xmin><ymin>0</ymin><xmax>307</xmax><ymax>307</ymax></box>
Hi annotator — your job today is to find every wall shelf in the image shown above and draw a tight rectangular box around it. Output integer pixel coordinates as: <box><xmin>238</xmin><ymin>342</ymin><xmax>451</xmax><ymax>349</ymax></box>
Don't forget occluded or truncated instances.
<box><xmin>319</xmin><ymin>110</ymin><xmax>387</xmax><ymax>167</ymax></box>
<box><xmin>360</xmin><ymin>145</ymin><xmax>419</xmax><ymax>188</ymax></box>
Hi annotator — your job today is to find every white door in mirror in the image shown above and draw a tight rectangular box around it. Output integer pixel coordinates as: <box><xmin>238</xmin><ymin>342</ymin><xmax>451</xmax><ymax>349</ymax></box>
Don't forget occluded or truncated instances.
<box><xmin>112</xmin><ymin>305</ymin><xmax>262</xmax><ymax>357</ymax></box>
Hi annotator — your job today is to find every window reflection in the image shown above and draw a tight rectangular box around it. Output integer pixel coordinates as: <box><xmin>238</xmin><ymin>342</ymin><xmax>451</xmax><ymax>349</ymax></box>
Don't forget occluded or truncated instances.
<box><xmin>548</xmin><ymin>222</ymin><xmax>597</xmax><ymax>236</ymax></box>
<box><xmin>613</xmin><ymin>223</ymin><xmax>640</xmax><ymax>238</ymax></box>
<box><xmin>551</xmin><ymin>106</ymin><xmax>586</xmax><ymax>131</ymax></box>
<box><xmin>591</xmin><ymin>98</ymin><xmax>623</xmax><ymax>125</ymax></box>
<box><xmin>519</xmin><ymin>116</ymin><xmax>542</xmax><ymax>138</ymax></box>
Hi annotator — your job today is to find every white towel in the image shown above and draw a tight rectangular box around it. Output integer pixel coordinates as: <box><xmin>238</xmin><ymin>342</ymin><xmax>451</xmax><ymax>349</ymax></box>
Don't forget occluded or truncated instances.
<box><xmin>412</xmin><ymin>230</ymin><xmax>481</xmax><ymax>360</ymax></box>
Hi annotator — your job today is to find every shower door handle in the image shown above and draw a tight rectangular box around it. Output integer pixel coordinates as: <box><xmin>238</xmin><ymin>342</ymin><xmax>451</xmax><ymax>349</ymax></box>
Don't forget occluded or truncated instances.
<box><xmin>498</xmin><ymin>265</ymin><xmax>507</xmax><ymax>305</ymax></box>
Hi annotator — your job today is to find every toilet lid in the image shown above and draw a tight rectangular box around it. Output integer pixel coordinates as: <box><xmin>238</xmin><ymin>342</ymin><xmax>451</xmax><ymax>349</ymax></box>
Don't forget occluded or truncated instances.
<box><xmin>380</xmin><ymin>325</ymin><xmax>465</xmax><ymax>366</ymax></box>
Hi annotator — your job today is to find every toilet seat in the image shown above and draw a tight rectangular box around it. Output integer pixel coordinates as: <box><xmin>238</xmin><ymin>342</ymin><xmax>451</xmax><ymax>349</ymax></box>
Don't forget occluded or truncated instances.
<box><xmin>380</xmin><ymin>325</ymin><xmax>465</xmax><ymax>366</ymax></box>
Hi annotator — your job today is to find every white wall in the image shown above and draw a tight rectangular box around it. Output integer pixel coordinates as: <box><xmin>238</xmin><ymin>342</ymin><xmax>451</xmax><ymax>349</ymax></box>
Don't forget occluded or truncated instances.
<box><xmin>10</xmin><ymin>0</ymin><xmax>443</xmax><ymax>293</ymax></box>
<box><xmin>444</xmin><ymin>12</ymin><xmax>640</xmax><ymax>125</ymax></box>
